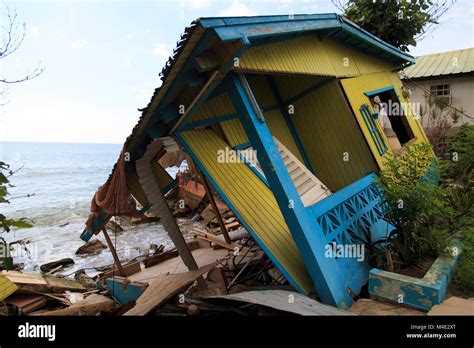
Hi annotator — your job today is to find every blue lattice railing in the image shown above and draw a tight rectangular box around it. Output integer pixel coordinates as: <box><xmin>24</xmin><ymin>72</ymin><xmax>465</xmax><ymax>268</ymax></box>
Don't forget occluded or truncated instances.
<box><xmin>308</xmin><ymin>173</ymin><xmax>392</xmax><ymax>293</ymax></box>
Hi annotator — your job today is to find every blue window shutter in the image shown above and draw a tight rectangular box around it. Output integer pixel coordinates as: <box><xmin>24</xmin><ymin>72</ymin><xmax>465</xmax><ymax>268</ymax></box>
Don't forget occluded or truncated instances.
<box><xmin>360</xmin><ymin>104</ymin><xmax>388</xmax><ymax>156</ymax></box>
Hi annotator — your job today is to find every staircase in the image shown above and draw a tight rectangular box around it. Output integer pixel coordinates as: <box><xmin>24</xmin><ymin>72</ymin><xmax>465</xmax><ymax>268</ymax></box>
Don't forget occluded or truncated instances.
<box><xmin>241</xmin><ymin>137</ymin><xmax>332</xmax><ymax>207</ymax></box>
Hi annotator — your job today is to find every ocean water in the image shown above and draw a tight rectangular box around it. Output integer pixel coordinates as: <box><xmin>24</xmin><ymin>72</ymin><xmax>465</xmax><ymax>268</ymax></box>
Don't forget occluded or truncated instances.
<box><xmin>0</xmin><ymin>142</ymin><xmax>185</xmax><ymax>276</ymax></box>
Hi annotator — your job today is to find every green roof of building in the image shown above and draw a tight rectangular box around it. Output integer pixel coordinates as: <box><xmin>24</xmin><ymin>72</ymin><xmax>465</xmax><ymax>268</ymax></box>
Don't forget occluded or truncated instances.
<box><xmin>402</xmin><ymin>47</ymin><xmax>474</xmax><ymax>79</ymax></box>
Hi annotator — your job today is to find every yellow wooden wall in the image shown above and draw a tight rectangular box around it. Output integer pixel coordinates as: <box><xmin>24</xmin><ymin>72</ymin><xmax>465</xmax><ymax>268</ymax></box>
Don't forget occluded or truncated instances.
<box><xmin>286</xmin><ymin>79</ymin><xmax>378</xmax><ymax>191</ymax></box>
<box><xmin>181</xmin><ymin>129</ymin><xmax>313</xmax><ymax>293</ymax></box>
<box><xmin>340</xmin><ymin>71</ymin><xmax>430</xmax><ymax>168</ymax></box>
<box><xmin>238</xmin><ymin>35</ymin><xmax>395</xmax><ymax>77</ymax></box>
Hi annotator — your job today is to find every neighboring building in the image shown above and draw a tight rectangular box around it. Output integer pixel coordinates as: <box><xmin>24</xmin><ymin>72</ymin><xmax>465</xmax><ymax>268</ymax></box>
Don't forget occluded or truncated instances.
<box><xmin>82</xmin><ymin>14</ymin><xmax>432</xmax><ymax>308</ymax></box>
<box><xmin>402</xmin><ymin>47</ymin><xmax>474</xmax><ymax>126</ymax></box>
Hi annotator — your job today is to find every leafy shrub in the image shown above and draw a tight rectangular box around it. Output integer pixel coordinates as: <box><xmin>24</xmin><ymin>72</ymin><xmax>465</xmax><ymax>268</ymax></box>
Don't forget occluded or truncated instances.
<box><xmin>1</xmin><ymin>162</ymin><xmax>33</xmax><ymax>232</ymax></box>
<box><xmin>441</xmin><ymin>125</ymin><xmax>474</xmax><ymax>230</ymax></box>
<box><xmin>454</xmin><ymin>227</ymin><xmax>474</xmax><ymax>295</ymax></box>
<box><xmin>377</xmin><ymin>143</ymin><xmax>452</xmax><ymax>268</ymax></box>
<box><xmin>441</xmin><ymin>125</ymin><xmax>474</xmax><ymax>294</ymax></box>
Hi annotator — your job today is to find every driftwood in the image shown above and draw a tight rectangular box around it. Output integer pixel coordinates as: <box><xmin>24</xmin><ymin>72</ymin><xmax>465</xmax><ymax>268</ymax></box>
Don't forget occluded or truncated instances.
<box><xmin>124</xmin><ymin>262</ymin><xmax>218</xmax><ymax>316</ymax></box>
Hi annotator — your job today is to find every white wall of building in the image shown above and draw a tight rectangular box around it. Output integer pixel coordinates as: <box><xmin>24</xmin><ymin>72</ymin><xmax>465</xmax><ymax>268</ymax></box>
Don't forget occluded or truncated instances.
<box><xmin>403</xmin><ymin>74</ymin><xmax>474</xmax><ymax>127</ymax></box>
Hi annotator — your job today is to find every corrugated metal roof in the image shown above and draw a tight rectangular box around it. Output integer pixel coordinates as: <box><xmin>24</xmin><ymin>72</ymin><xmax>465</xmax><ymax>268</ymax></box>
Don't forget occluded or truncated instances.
<box><xmin>402</xmin><ymin>47</ymin><xmax>474</xmax><ymax>79</ymax></box>
<box><xmin>207</xmin><ymin>290</ymin><xmax>351</xmax><ymax>315</ymax></box>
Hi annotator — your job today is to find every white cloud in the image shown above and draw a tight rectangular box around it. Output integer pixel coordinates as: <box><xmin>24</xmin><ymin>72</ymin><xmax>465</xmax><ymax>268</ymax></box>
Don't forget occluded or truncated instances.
<box><xmin>219</xmin><ymin>0</ymin><xmax>259</xmax><ymax>17</ymax></box>
<box><xmin>152</xmin><ymin>42</ymin><xmax>171</xmax><ymax>60</ymax></box>
<box><xmin>181</xmin><ymin>0</ymin><xmax>211</xmax><ymax>9</ymax></box>
<box><xmin>71</xmin><ymin>39</ymin><xmax>88</xmax><ymax>49</ymax></box>
<box><xmin>126</xmin><ymin>33</ymin><xmax>135</xmax><ymax>40</ymax></box>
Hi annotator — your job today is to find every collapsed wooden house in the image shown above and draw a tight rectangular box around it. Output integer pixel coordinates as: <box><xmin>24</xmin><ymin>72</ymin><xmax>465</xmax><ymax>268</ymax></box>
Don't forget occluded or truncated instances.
<box><xmin>82</xmin><ymin>14</ymin><xmax>432</xmax><ymax>308</ymax></box>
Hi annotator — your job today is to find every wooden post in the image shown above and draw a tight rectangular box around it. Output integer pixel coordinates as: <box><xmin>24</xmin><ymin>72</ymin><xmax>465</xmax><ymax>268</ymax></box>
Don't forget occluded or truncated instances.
<box><xmin>199</xmin><ymin>169</ymin><xmax>232</xmax><ymax>244</ymax></box>
<box><xmin>102</xmin><ymin>227</ymin><xmax>125</xmax><ymax>277</ymax></box>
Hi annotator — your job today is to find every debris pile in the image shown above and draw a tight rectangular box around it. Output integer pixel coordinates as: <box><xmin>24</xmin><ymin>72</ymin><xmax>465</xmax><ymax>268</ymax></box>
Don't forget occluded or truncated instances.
<box><xmin>0</xmin><ymin>221</ymin><xmax>341</xmax><ymax>316</ymax></box>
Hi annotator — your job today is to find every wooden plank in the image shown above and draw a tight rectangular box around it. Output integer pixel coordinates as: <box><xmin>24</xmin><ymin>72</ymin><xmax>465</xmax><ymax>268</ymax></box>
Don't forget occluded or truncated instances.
<box><xmin>1</xmin><ymin>271</ymin><xmax>86</xmax><ymax>293</ymax></box>
<box><xmin>102</xmin><ymin>260</ymin><xmax>142</xmax><ymax>279</ymax></box>
<box><xmin>0</xmin><ymin>275</ymin><xmax>18</xmax><ymax>301</ymax></box>
<box><xmin>210</xmin><ymin>221</ymin><xmax>240</xmax><ymax>234</ymax></box>
<box><xmin>5</xmin><ymin>294</ymin><xmax>47</xmax><ymax>314</ymax></box>
<box><xmin>144</xmin><ymin>240</ymin><xmax>201</xmax><ymax>269</ymax></box>
<box><xmin>190</xmin><ymin>229</ymin><xmax>251</xmax><ymax>255</ymax></box>
<box><xmin>33</xmin><ymin>294</ymin><xmax>116</xmax><ymax>316</ymax></box>
<box><xmin>124</xmin><ymin>262</ymin><xmax>218</xmax><ymax>316</ymax></box>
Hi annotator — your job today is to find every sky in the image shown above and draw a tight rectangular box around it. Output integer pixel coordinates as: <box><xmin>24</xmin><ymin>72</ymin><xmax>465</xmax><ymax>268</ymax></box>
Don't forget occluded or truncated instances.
<box><xmin>0</xmin><ymin>0</ymin><xmax>473</xmax><ymax>144</ymax></box>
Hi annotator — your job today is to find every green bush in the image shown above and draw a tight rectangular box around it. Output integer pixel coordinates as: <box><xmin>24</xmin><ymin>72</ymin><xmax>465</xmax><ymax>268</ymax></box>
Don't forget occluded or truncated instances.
<box><xmin>441</xmin><ymin>125</ymin><xmax>474</xmax><ymax>294</ymax></box>
<box><xmin>377</xmin><ymin>143</ymin><xmax>453</xmax><ymax>268</ymax></box>
<box><xmin>441</xmin><ymin>125</ymin><xmax>474</xmax><ymax>230</ymax></box>
<box><xmin>454</xmin><ymin>227</ymin><xmax>474</xmax><ymax>295</ymax></box>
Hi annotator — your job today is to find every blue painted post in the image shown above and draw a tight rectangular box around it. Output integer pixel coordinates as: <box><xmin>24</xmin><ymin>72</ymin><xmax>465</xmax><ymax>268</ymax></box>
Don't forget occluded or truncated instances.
<box><xmin>227</xmin><ymin>73</ymin><xmax>353</xmax><ymax>307</ymax></box>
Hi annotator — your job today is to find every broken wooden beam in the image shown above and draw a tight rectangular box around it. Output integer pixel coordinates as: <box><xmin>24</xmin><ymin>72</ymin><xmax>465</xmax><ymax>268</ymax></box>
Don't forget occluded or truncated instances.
<box><xmin>33</xmin><ymin>294</ymin><xmax>116</xmax><ymax>316</ymax></box>
<box><xmin>102</xmin><ymin>260</ymin><xmax>141</xmax><ymax>279</ymax></box>
<box><xmin>190</xmin><ymin>229</ymin><xmax>251</xmax><ymax>255</ymax></box>
<box><xmin>1</xmin><ymin>271</ymin><xmax>86</xmax><ymax>293</ymax></box>
<box><xmin>124</xmin><ymin>262</ymin><xmax>218</xmax><ymax>316</ymax></box>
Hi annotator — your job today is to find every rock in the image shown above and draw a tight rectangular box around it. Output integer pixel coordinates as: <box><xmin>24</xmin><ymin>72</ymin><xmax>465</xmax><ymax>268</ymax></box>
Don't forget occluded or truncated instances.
<box><xmin>187</xmin><ymin>304</ymin><xmax>200</xmax><ymax>316</ymax></box>
<box><xmin>40</xmin><ymin>258</ymin><xmax>75</xmax><ymax>273</ymax></box>
<box><xmin>149</xmin><ymin>244</ymin><xmax>165</xmax><ymax>255</ymax></box>
<box><xmin>75</xmin><ymin>239</ymin><xmax>107</xmax><ymax>255</ymax></box>
<box><xmin>74</xmin><ymin>270</ymin><xmax>97</xmax><ymax>289</ymax></box>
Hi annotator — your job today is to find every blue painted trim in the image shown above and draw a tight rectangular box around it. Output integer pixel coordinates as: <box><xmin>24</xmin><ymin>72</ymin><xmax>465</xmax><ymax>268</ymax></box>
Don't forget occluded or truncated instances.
<box><xmin>168</xmin><ymin>37</ymin><xmax>249</xmax><ymax>133</ymax></box>
<box><xmin>199</xmin><ymin>14</ymin><xmax>339</xmax><ymax>27</ymax></box>
<box><xmin>310</xmin><ymin>173</ymin><xmax>376</xmax><ymax>218</ymax></box>
<box><xmin>360</xmin><ymin>104</ymin><xmax>388</xmax><ymax>156</ymax></box>
<box><xmin>364</xmin><ymin>85</ymin><xmax>395</xmax><ymax>97</ymax></box>
<box><xmin>178</xmin><ymin>112</ymin><xmax>239</xmax><ymax>131</ymax></box>
<box><xmin>105</xmin><ymin>278</ymin><xmax>146</xmax><ymax>305</ymax></box>
<box><xmin>228</xmin><ymin>72</ymin><xmax>353</xmax><ymax>307</ymax></box>
<box><xmin>175</xmin><ymin>131</ymin><xmax>306</xmax><ymax>295</ymax></box>
<box><xmin>233</xmin><ymin>142</ymin><xmax>251</xmax><ymax>150</ymax></box>
<box><xmin>266</xmin><ymin>75</ymin><xmax>315</xmax><ymax>173</ymax></box>
<box><xmin>198</xmin><ymin>14</ymin><xmax>414</xmax><ymax>64</ymax></box>
<box><xmin>285</xmin><ymin>78</ymin><xmax>334</xmax><ymax>106</ymax></box>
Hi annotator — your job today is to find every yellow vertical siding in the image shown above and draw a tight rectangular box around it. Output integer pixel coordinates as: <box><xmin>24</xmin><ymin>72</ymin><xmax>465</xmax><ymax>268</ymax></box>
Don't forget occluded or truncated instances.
<box><xmin>220</xmin><ymin>118</ymin><xmax>249</xmax><ymax>147</ymax></box>
<box><xmin>188</xmin><ymin>92</ymin><xmax>236</xmax><ymax>123</ymax></box>
<box><xmin>289</xmin><ymin>80</ymin><xmax>378</xmax><ymax>191</ymax></box>
<box><xmin>238</xmin><ymin>35</ymin><xmax>395</xmax><ymax>77</ymax></box>
<box><xmin>340</xmin><ymin>71</ymin><xmax>431</xmax><ymax>168</ymax></box>
<box><xmin>181</xmin><ymin>129</ymin><xmax>313</xmax><ymax>293</ymax></box>
<box><xmin>265</xmin><ymin>110</ymin><xmax>304</xmax><ymax>163</ymax></box>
